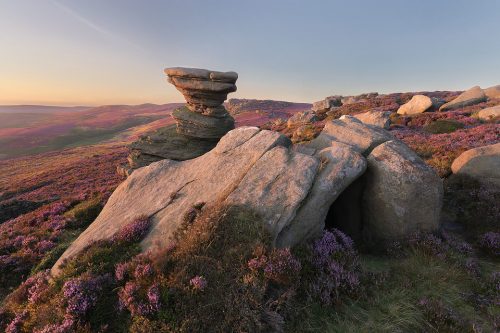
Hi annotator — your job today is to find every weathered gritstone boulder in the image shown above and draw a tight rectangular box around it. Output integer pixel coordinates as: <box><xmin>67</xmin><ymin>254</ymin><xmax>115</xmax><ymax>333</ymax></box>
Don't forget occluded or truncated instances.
<box><xmin>307</xmin><ymin>115</ymin><xmax>394</xmax><ymax>155</ymax></box>
<box><xmin>484</xmin><ymin>85</ymin><xmax>500</xmax><ymax>100</ymax></box>
<box><xmin>276</xmin><ymin>142</ymin><xmax>367</xmax><ymax>247</ymax></box>
<box><xmin>362</xmin><ymin>140</ymin><xmax>443</xmax><ymax>241</ymax></box>
<box><xmin>451</xmin><ymin>143</ymin><xmax>500</xmax><ymax>186</ymax></box>
<box><xmin>341</xmin><ymin>93</ymin><xmax>378</xmax><ymax>105</ymax></box>
<box><xmin>439</xmin><ymin>86</ymin><xmax>487</xmax><ymax>111</ymax></box>
<box><xmin>312</xmin><ymin>95</ymin><xmax>342</xmax><ymax>113</ymax></box>
<box><xmin>126</xmin><ymin>67</ymin><xmax>238</xmax><ymax>172</ymax></box>
<box><xmin>354</xmin><ymin>110</ymin><xmax>392</xmax><ymax>129</ymax></box>
<box><xmin>287</xmin><ymin>110</ymin><xmax>317</xmax><ymax>128</ymax></box>
<box><xmin>476</xmin><ymin>105</ymin><xmax>500</xmax><ymax>121</ymax></box>
<box><xmin>397</xmin><ymin>95</ymin><xmax>443</xmax><ymax>115</ymax></box>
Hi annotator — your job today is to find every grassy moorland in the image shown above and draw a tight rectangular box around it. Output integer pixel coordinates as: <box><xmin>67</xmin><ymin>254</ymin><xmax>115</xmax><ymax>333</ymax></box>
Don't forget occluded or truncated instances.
<box><xmin>0</xmin><ymin>93</ymin><xmax>498</xmax><ymax>332</ymax></box>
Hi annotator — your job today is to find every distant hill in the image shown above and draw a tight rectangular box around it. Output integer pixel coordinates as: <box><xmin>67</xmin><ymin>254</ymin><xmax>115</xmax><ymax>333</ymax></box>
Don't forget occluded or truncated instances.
<box><xmin>0</xmin><ymin>100</ymin><xmax>310</xmax><ymax>159</ymax></box>
<box><xmin>0</xmin><ymin>105</ymin><xmax>90</xmax><ymax>113</ymax></box>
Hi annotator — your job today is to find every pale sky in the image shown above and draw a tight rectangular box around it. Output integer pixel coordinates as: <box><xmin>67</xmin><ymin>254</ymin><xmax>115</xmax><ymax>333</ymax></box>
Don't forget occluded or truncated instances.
<box><xmin>1</xmin><ymin>0</ymin><xmax>500</xmax><ymax>106</ymax></box>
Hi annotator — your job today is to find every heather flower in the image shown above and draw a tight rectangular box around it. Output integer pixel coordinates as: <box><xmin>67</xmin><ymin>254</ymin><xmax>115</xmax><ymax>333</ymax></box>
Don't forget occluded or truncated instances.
<box><xmin>36</xmin><ymin>240</ymin><xmax>56</xmax><ymax>253</ymax></box>
<box><xmin>114</xmin><ymin>216</ymin><xmax>151</xmax><ymax>243</ymax></box>
<box><xmin>464</xmin><ymin>258</ymin><xmax>480</xmax><ymax>277</ymax></box>
<box><xmin>248</xmin><ymin>255</ymin><xmax>268</xmax><ymax>271</ymax></box>
<box><xmin>189</xmin><ymin>275</ymin><xmax>208</xmax><ymax>291</ymax></box>
<box><xmin>63</xmin><ymin>274</ymin><xmax>110</xmax><ymax>319</ymax></box>
<box><xmin>479</xmin><ymin>232</ymin><xmax>500</xmax><ymax>257</ymax></box>
<box><xmin>134</xmin><ymin>263</ymin><xmax>154</xmax><ymax>279</ymax></box>
<box><xmin>35</xmin><ymin>316</ymin><xmax>74</xmax><ymax>333</ymax></box>
<box><xmin>408</xmin><ymin>232</ymin><xmax>447</xmax><ymax>259</ymax></box>
<box><xmin>115</xmin><ymin>261</ymin><xmax>131</xmax><ymax>281</ymax></box>
<box><xmin>263</xmin><ymin>248</ymin><xmax>301</xmax><ymax>284</ymax></box>
<box><xmin>307</xmin><ymin>230</ymin><xmax>360</xmax><ymax>305</ymax></box>
<box><xmin>5</xmin><ymin>310</ymin><xmax>28</xmax><ymax>333</ymax></box>
<box><xmin>118</xmin><ymin>281</ymin><xmax>161</xmax><ymax>316</ymax></box>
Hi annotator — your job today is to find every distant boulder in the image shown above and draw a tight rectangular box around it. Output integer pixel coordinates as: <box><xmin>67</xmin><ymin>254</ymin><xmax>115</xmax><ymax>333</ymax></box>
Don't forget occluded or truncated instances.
<box><xmin>354</xmin><ymin>110</ymin><xmax>392</xmax><ymax>129</ymax></box>
<box><xmin>439</xmin><ymin>86</ymin><xmax>487</xmax><ymax>111</ymax></box>
<box><xmin>483</xmin><ymin>85</ymin><xmax>500</xmax><ymax>100</ymax></box>
<box><xmin>286</xmin><ymin>110</ymin><xmax>317</xmax><ymax>128</ymax></box>
<box><xmin>476</xmin><ymin>105</ymin><xmax>500</xmax><ymax>121</ymax></box>
<box><xmin>397</xmin><ymin>95</ymin><xmax>443</xmax><ymax>115</ymax></box>
<box><xmin>451</xmin><ymin>143</ymin><xmax>500</xmax><ymax>186</ymax></box>
<box><xmin>312</xmin><ymin>95</ymin><xmax>342</xmax><ymax>113</ymax></box>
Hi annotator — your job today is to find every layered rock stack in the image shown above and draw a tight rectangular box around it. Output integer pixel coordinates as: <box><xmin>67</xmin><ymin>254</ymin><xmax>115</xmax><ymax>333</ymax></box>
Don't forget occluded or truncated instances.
<box><xmin>123</xmin><ymin>67</ymin><xmax>238</xmax><ymax>175</ymax></box>
<box><xmin>166</xmin><ymin>67</ymin><xmax>237</xmax><ymax>139</ymax></box>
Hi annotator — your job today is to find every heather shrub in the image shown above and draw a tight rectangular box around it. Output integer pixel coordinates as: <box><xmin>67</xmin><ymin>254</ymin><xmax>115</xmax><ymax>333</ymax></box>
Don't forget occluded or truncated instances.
<box><xmin>479</xmin><ymin>232</ymin><xmax>500</xmax><ymax>257</ymax></box>
<box><xmin>64</xmin><ymin>195</ymin><xmax>103</xmax><ymax>228</ymax></box>
<box><xmin>418</xmin><ymin>297</ymin><xmax>472</xmax><ymax>332</ymax></box>
<box><xmin>442</xmin><ymin>174</ymin><xmax>500</xmax><ymax>237</ymax></box>
<box><xmin>424</xmin><ymin>119</ymin><xmax>465</xmax><ymax>134</ymax></box>
<box><xmin>298</xmin><ymin>229</ymin><xmax>360</xmax><ymax>305</ymax></box>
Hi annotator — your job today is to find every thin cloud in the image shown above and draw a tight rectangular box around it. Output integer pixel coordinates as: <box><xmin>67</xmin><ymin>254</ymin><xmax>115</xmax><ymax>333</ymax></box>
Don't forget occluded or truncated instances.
<box><xmin>50</xmin><ymin>0</ymin><xmax>143</xmax><ymax>50</ymax></box>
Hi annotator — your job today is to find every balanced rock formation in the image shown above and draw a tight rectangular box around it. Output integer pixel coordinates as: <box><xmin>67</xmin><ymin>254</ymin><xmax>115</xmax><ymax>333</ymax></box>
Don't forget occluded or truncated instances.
<box><xmin>484</xmin><ymin>85</ymin><xmax>500</xmax><ymax>100</ymax></box>
<box><xmin>354</xmin><ymin>110</ymin><xmax>391</xmax><ymax>129</ymax></box>
<box><xmin>126</xmin><ymin>67</ymin><xmax>238</xmax><ymax>173</ymax></box>
<box><xmin>397</xmin><ymin>95</ymin><xmax>443</xmax><ymax>115</ymax></box>
<box><xmin>476</xmin><ymin>105</ymin><xmax>500</xmax><ymax>121</ymax></box>
<box><xmin>439</xmin><ymin>86</ymin><xmax>487</xmax><ymax>111</ymax></box>
<box><xmin>451</xmin><ymin>143</ymin><xmax>500</xmax><ymax>186</ymax></box>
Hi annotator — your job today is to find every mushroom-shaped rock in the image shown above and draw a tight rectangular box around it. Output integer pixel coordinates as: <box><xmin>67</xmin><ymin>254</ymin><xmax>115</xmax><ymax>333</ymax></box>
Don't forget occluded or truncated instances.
<box><xmin>362</xmin><ymin>140</ymin><xmax>443</xmax><ymax>241</ymax></box>
<box><xmin>439</xmin><ymin>86</ymin><xmax>487</xmax><ymax>111</ymax></box>
<box><xmin>451</xmin><ymin>143</ymin><xmax>500</xmax><ymax>186</ymax></box>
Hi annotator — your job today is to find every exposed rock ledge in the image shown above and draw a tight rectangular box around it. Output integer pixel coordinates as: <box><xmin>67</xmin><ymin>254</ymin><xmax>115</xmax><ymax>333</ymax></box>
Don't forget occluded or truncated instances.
<box><xmin>52</xmin><ymin>118</ymin><xmax>443</xmax><ymax>276</ymax></box>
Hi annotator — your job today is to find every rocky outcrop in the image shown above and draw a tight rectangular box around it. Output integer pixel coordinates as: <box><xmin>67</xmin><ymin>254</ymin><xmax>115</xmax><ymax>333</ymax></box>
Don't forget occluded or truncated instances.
<box><xmin>53</xmin><ymin>102</ymin><xmax>443</xmax><ymax>276</ymax></box>
<box><xmin>354</xmin><ymin>110</ymin><xmax>391</xmax><ymax>129</ymax></box>
<box><xmin>362</xmin><ymin>140</ymin><xmax>443</xmax><ymax>241</ymax></box>
<box><xmin>307</xmin><ymin>115</ymin><xmax>394</xmax><ymax>155</ymax></box>
<box><xmin>312</xmin><ymin>96</ymin><xmax>342</xmax><ymax>113</ymax></box>
<box><xmin>439</xmin><ymin>86</ymin><xmax>487</xmax><ymax>111</ymax></box>
<box><xmin>287</xmin><ymin>110</ymin><xmax>317</xmax><ymax>128</ymax></box>
<box><xmin>397</xmin><ymin>95</ymin><xmax>443</xmax><ymax>115</ymax></box>
<box><xmin>341</xmin><ymin>93</ymin><xmax>379</xmax><ymax>105</ymax></box>
<box><xmin>484</xmin><ymin>85</ymin><xmax>500</xmax><ymax>100</ymax></box>
<box><xmin>126</xmin><ymin>67</ymin><xmax>238</xmax><ymax>172</ymax></box>
<box><xmin>476</xmin><ymin>105</ymin><xmax>500</xmax><ymax>121</ymax></box>
<box><xmin>451</xmin><ymin>143</ymin><xmax>500</xmax><ymax>186</ymax></box>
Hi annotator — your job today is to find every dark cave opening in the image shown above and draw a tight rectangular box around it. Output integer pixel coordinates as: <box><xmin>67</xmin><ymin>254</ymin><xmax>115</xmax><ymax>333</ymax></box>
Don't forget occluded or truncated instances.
<box><xmin>324</xmin><ymin>175</ymin><xmax>366</xmax><ymax>241</ymax></box>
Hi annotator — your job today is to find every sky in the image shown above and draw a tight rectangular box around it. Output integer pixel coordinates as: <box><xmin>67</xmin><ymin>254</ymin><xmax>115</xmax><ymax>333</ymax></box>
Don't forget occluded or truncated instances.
<box><xmin>1</xmin><ymin>0</ymin><xmax>499</xmax><ymax>106</ymax></box>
